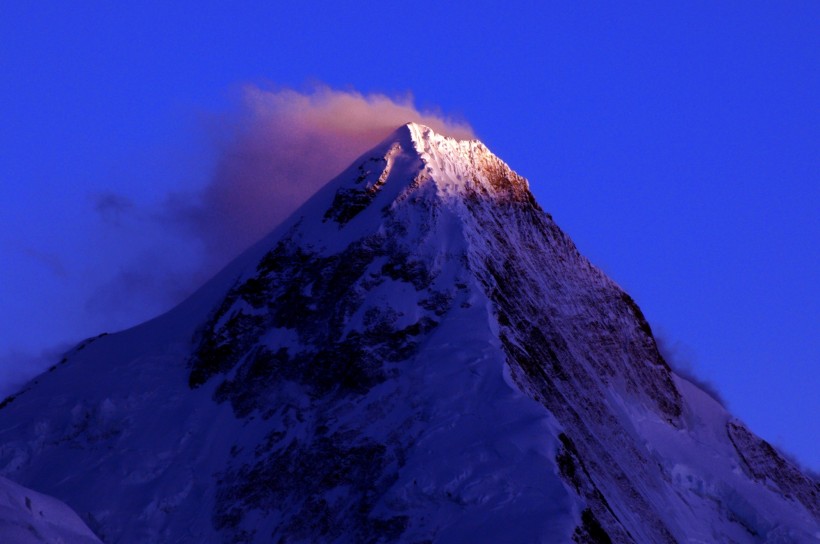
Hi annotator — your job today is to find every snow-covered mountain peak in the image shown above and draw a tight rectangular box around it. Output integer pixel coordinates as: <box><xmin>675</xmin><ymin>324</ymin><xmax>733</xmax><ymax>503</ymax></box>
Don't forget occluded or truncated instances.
<box><xmin>0</xmin><ymin>124</ymin><xmax>817</xmax><ymax>543</ymax></box>
<box><xmin>398</xmin><ymin>121</ymin><xmax>529</xmax><ymax>198</ymax></box>
<box><xmin>304</xmin><ymin>122</ymin><xmax>532</xmax><ymax>250</ymax></box>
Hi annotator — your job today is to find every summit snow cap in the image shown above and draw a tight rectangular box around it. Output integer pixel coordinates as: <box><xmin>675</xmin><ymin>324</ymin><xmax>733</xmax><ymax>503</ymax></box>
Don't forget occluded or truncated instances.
<box><xmin>322</xmin><ymin>122</ymin><xmax>532</xmax><ymax>210</ymax></box>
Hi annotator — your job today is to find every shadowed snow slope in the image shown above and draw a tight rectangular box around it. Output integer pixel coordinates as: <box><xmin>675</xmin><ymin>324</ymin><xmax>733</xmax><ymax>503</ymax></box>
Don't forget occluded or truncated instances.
<box><xmin>0</xmin><ymin>123</ymin><xmax>817</xmax><ymax>543</ymax></box>
<box><xmin>0</xmin><ymin>476</ymin><xmax>102</xmax><ymax>543</ymax></box>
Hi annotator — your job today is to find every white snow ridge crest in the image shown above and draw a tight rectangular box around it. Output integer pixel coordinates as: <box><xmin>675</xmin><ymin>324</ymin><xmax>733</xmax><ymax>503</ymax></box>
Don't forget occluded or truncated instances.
<box><xmin>0</xmin><ymin>123</ymin><xmax>817</xmax><ymax>543</ymax></box>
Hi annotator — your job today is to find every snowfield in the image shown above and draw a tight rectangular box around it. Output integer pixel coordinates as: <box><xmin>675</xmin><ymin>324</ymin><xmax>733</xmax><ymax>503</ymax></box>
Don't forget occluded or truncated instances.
<box><xmin>0</xmin><ymin>475</ymin><xmax>101</xmax><ymax>544</ymax></box>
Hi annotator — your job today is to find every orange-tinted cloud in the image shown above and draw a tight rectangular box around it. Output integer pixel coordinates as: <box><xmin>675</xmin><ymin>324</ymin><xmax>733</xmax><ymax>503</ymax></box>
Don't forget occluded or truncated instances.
<box><xmin>168</xmin><ymin>84</ymin><xmax>474</xmax><ymax>269</ymax></box>
<box><xmin>91</xmin><ymin>85</ymin><xmax>474</xmax><ymax>324</ymax></box>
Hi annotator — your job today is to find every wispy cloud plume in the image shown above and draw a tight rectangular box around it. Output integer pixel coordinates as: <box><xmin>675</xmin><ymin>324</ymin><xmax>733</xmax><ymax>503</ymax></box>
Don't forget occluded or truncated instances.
<box><xmin>91</xmin><ymin>84</ymin><xmax>474</xmax><ymax>324</ymax></box>
<box><xmin>655</xmin><ymin>330</ymin><xmax>726</xmax><ymax>406</ymax></box>
<box><xmin>165</xmin><ymin>84</ymin><xmax>474</xmax><ymax>269</ymax></box>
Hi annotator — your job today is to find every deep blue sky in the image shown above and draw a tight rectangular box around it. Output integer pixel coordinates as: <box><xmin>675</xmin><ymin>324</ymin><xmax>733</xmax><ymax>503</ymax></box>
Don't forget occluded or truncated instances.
<box><xmin>2</xmin><ymin>3</ymin><xmax>818</xmax><ymax>469</ymax></box>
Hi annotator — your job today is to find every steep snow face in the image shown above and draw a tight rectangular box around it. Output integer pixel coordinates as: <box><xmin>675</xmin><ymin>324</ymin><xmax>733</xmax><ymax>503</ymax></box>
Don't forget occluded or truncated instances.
<box><xmin>0</xmin><ymin>123</ymin><xmax>817</xmax><ymax>543</ymax></box>
<box><xmin>0</xmin><ymin>476</ymin><xmax>102</xmax><ymax>544</ymax></box>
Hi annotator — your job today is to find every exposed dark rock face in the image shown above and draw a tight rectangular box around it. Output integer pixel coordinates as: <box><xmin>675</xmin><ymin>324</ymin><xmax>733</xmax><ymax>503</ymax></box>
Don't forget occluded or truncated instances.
<box><xmin>556</xmin><ymin>434</ymin><xmax>632</xmax><ymax>544</ymax></box>
<box><xmin>189</xmin><ymin>231</ymin><xmax>447</xmax><ymax>404</ymax></box>
<box><xmin>573</xmin><ymin>509</ymin><xmax>614</xmax><ymax>544</ymax></box>
<box><xmin>727</xmin><ymin>420</ymin><xmax>820</xmax><ymax>516</ymax></box>
<box><xmin>215</xmin><ymin>429</ymin><xmax>407</xmax><ymax>543</ymax></box>
<box><xmin>324</xmin><ymin>155</ymin><xmax>391</xmax><ymax>225</ymax></box>
<box><xmin>185</xmin><ymin>152</ymin><xmax>461</xmax><ymax>539</ymax></box>
<box><xmin>458</xmin><ymin>180</ymin><xmax>684</xmax><ymax>542</ymax></box>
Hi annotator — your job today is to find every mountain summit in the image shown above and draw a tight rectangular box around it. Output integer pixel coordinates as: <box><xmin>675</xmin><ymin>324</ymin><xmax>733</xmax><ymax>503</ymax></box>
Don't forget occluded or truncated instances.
<box><xmin>1</xmin><ymin>123</ymin><xmax>817</xmax><ymax>543</ymax></box>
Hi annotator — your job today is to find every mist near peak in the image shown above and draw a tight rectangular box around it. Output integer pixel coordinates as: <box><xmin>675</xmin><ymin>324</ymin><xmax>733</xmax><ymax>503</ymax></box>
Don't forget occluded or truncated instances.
<box><xmin>89</xmin><ymin>84</ymin><xmax>474</xmax><ymax>328</ymax></box>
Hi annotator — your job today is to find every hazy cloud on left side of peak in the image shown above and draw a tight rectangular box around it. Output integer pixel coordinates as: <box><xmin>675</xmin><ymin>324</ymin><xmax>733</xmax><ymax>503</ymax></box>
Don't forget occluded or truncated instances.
<box><xmin>87</xmin><ymin>84</ymin><xmax>475</xmax><ymax>330</ymax></box>
<box><xmin>162</xmin><ymin>84</ymin><xmax>475</xmax><ymax>271</ymax></box>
